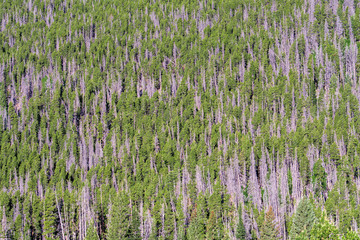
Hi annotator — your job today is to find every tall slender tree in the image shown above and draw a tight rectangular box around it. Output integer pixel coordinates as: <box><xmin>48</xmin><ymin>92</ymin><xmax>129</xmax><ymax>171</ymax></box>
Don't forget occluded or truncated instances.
<box><xmin>261</xmin><ymin>207</ymin><xmax>280</xmax><ymax>240</ymax></box>
<box><xmin>236</xmin><ymin>206</ymin><xmax>246</xmax><ymax>239</ymax></box>
<box><xmin>43</xmin><ymin>191</ymin><xmax>58</xmax><ymax>240</ymax></box>
<box><xmin>290</xmin><ymin>198</ymin><xmax>316</xmax><ymax>239</ymax></box>
<box><xmin>85</xmin><ymin>220</ymin><xmax>99</xmax><ymax>240</ymax></box>
<box><xmin>107</xmin><ymin>193</ymin><xmax>131</xmax><ymax>240</ymax></box>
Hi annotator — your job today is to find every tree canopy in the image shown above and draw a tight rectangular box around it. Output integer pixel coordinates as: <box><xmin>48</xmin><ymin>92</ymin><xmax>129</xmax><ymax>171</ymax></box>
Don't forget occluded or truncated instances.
<box><xmin>0</xmin><ymin>0</ymin><xmax>360</xmax><ymax>239</ymax></box>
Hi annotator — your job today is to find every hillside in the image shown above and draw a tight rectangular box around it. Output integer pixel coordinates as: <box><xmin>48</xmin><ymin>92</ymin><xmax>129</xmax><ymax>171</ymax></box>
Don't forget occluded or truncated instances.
<box><xmin>1</xmin><ymin>0</ymin><xmax>360</xmax><ymax>239</ymax></box>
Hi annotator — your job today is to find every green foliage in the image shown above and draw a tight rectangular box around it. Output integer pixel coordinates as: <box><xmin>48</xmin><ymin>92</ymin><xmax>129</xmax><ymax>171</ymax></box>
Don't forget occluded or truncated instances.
<box><xmin>43</xmin><ymin>191</ymin><xmax>58</xmax><ymax>240</ymax></box>
<box><xmin>85</xmin><ymin>221</ymin><xmax>99</xmax><ymax>240</ymax></box>
<box><xmin>290</xmin><ymin>199</ymin><xmax>316</xmax><ymax>239</ymax></box>
<box><xmin>0</xmin><ymin>0</ymin><xmax>360</xmax><ymax>239</ymax></box>
<box><xmin>312</xmin><ymin>161</ymin><xmax>327</xmax><ymax>195</ymax></box>
<box><xmin>236</xmin><ymin>206</ymin><xmax>246</xmax><ymax>240</ymax></box>
<box><xmin>206</xmin><ymin>211</ymin><xmax>218</xmax><ymax>240</ymax></box>
<box><xmin>187</xmin><ymin>205</ymin><xmax>205</xmax><ymax>240</ymax></box>
<box><xmin>260</xmin><ymin>207</ymin><xmax>280</xmax><ymax>240</ymax></box>
<box><xmin>310</xmin><ymin>215</ymin><xmax>340</xmax><ymax>240</ymax></box>
<box><xmin>344</xmin><ymin>230</ymin><xmax>360</xmax><ymax>240</ymax></box>
<box><xmin>107</xmin><ymin>193</ymin><xmax>131</xmax><ymax>239</ymax></box>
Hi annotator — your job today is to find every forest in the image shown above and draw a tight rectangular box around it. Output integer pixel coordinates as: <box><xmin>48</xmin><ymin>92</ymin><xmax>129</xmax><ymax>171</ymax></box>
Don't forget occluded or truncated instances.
<box><xmin>1</xmin><ymin>0</ymin><xmax>360</xmax><ymax>239</ymax></box>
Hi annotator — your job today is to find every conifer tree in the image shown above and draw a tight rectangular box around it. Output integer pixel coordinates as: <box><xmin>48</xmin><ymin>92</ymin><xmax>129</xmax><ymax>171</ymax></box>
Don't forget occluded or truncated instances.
<box><xmin>187</xmin><ymin>206</ymin><xmax>205</xmax><ymax>240</ymax></box>
<box><xmin>310</xmin><ymin>215</ymin><xmax>339</xmax><ymax>240</ymax></box>
<box><xmin>85</xmin><ymin>221</ymin><xmax>99</xmax><ymax>240</ymax></box>
<box><xmin>127</xmin><ymin>209</ymin><xmax>141</xmax><ymax>240</ymax></box>
<box><xmin>344</xmin><ymin>230</ymin><xmax>360</xmax><ymax>240</ymax></box>
<box><xmin>290</xmin><ymin>198</ymin><xmax>316</xmax><ymax>239</ymax></box>
<box><xmin>260</xmin><ymin>207</ymin><xmax>280</xmax><ymax>240</ymax></box>
<box><xmin>107</xmin><ymin>193</ymin><xmax>131</xmax><ymax>240</ymax></box>
<box><xmin>43</xmin><ymin>191</ymin><xmax>58</xmax><ymax>240</ymax></box>
<box><xmin>206</xmin><ymin>211</ymin><xmax>218</xmax><ymax>240</ymax></box>
<box><xmin>236</xmin><ymin>206</ymin><xmax>246</xmax><ymax>239</ymax></box>
<box><xmin>13</xmin><ymin>214</ymin><xmax>22</xmax><ymax>240</ymax></box>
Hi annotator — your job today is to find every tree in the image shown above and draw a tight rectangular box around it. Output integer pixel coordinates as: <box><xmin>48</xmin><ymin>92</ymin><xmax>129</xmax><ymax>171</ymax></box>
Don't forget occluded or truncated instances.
<box><xmin>312</xmin><ymin>161</ymin><xmax>327</xmax><ymax>195</ymax></box>
<box><xmin>290</xmin><ymin>198</ymin><xmax>316</xmax><ymax>239</ymax></box>
<box><xmin>260</xmin><ymin>207</ymin><xmax>280</xmax><ymax>240</ymax></box>
<box><xmin>206</xmin><ymin>211</ymin><xmax>218</xmax><ymax>240</ymax></box>
<box><xmin>0</xmin><ymin>81</ymin><xmax>6</xmax><ymax>108</ymax></box>
<box><xmin>85</xmin><ymin>221</ymin><xmax>99</xmax><ymax>240</ymax></box>
<box><xmin>107</xmin><ymin>193</ymin><xmax>131</xmax><ymax>240</ymax></box>
<box><xmin>310</xmin><ymin>215</ymin><xmax>339</xmax><ymax>240</ymax></box>
<box><xmin>330</xmin><ymin>142</ymin><xmax>340</xmax><ymax>165</ymax></box>
<box><xmin>127</xmin><ymin>209</ymin><xmax>141</xmax><ymax>240</ymax></box>
<box><xmin>43</xmin><ymin>191</ymin><xmax>58</xmax><ymax>240</ymax></box>
<box><xmin>236</xmin><ymin>206</ymin><xmax>246</xmax><ymax>239</ymax></box>
<box><xmin>344</xmin><ymin>230</ymin><xmax>360</xmax><ymax>240</ymax></box>
<box><xmin>186</xmin><ymin>205</ymin><xmax>205</xmax><ymax>240</ymax></box>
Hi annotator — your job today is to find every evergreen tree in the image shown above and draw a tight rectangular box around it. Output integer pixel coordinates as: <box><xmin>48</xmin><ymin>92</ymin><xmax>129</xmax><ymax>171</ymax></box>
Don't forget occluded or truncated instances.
<box><xmin>344</xmin><ymin>230</ymin><xmax>360</xmax><ymax>240</ymax></box>
<box><xmin>236</xmin><ymin>206</ymin><xmax>246</xmax><ymax>240</ymax></box>
<box><xmin>290</xmin><ymin>198</ymin><xmax>316</xmax><ymax>239</ymax></box>
<box><xmin>260</xmin><ymin>207</ymin><xmax>280</xmax><ymax>240</ymax></box>
<box><xmin>13</xmin><ymin>214</ymin><xmax>22</xmax><ymax>240</ymax></box>
<box><xmin>43</xmin><ymin>191</ymin><xmax>58</xmax><ymax>240</ymax></box>
<box><xmin>206</xmin><ymin>211</ymin><xmax>218</xmax><ymax>240</ymax></box>
<box><xmin>127</xmin><ymin>209</ymin><xmax>141</xmax><ymax>240</ymax></box>
<box><xmin>107</xmin><ymin>193</ymin><xmax>131</xmax><ymax>240</ymax></box>
<box><xmin>310</xmin><ymin>215</ymin><xmax>339</xmax><ymax>240</ymax></box>
<box><xmin>85</xmin><ymin>221</ymin><xmax>99</xmax><ymax>240</ymax></box>
<box><xmin>187</xmin><ymin>206</ymin><xmax>205</xmax><ymax>240</ymax></box>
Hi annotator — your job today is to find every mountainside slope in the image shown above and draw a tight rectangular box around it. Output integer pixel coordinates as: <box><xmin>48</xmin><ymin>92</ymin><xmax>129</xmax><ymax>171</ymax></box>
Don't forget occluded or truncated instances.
<box><xmin>1</xmin><ymin>0</ymin><xmax>360</xmax><ymax>239</ymax></box>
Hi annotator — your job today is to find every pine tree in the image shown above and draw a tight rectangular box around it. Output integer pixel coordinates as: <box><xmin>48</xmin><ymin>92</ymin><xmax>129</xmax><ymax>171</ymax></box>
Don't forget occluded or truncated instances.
<box><xmin>127</xmin><ymin>209</ymin><xmax>141</xmax><ymax>240</ymax></box>
<box><xmin>8</xmin><ymin>102</ymin><xmax>18</xmax><ymax>131</ymax></box>
<box><xmin>344</xmin><ymin>230</ymin><xmax>360</xmax><ymax>240</ymax></box>
<box><xmin>236</xmin><ymin>206</ymin><xmax>246</xmax><ymax>239</ymax></box>
<box><xmin>0</xmin><ymin>207</ymin><xmax>7</xmax><ymax>237</ymax></box>
<box><xmin>13</xmin><ymin>214</ymin><xmax>22</xmax><ymax>239</ymax></box>
<box><xmin>0</xmin><ymin>81</ymin><xmax>7</xmax><ymax>108</ymax></box>
<box><xmin>163</xmin><ymin>204</ymin><xmax>176</xmax><ymax>239</ymax></box>
<box><xmin>187</xmin><ymin>206</ymin><xmax>205</xmax><ymax>240</ymax></box>
<box><xmin>290</xmin><ymin>198</ymin><xmax>316</xmax><ymax>239</ymax></box>
<box><xmin>310</xmin><ymin>215</ymin><xmax>339</xmax><ymax>240</ymax></box>
<box><xmin>330</xmin><ymin>142</ymin><xmax>340</xmax><ymax>165</ymax></box>
<box><xmin>107</xmin><ymin>193</ymin><xmax>131</xmax><ymax>240</ymax></box>
<box><xmin>85</xmin><ymin>221</ymin><xmax>99</xmax><ymax>240</ymax></box>
<box><xmin>206</xmin><ymin>211</ymin><xmax>218</xmax><ymax>240</ymax></box>
<box><xmin>43</xmin><ymin>191</ymin><xmax>58</xmax><ymax>240</ymax></box>
<box><xmin>260</xmin><ymin>207</ymin><xmax>280</xmax><ymax>240</ymax></box>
